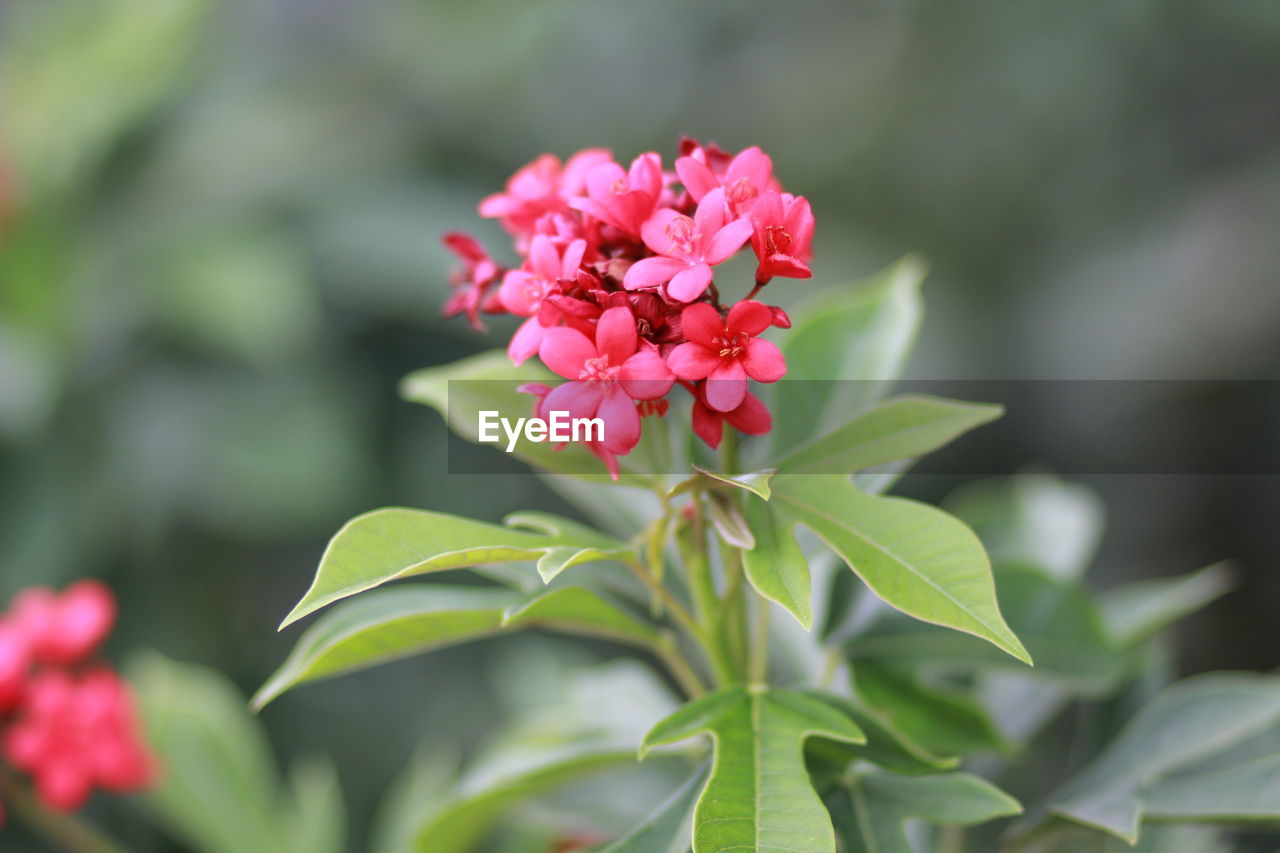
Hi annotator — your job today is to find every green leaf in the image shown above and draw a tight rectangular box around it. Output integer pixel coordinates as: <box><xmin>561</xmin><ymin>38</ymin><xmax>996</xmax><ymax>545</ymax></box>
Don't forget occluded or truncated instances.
<box><xmin>129</xmin><ymin>653</ymin><xmax>290</xmax><ymax>853</ymax></box>
<box><xmin>832</xmin><ymin>771</ymin><xmax>1021</xmax><ymax>853</ymax></box>
<box><xmin>415</xmin><ymin>661</ymin><xmax>677</xmax><ymax>853</ymax></box>
<box><xmin>946</xmin><ymin>475</ymin><xmax>1106</xmax><ymax>580</ymax></box>
<box><xmin>502</xmin><ymin>585</ymin><xmax>662</xmax><ymax>648</ymax></box>
<box><xmin>771</xmin><ymin>474</ymin><xmax>1031</xmax><ymax>664</ymax></box>
<box><xmin>849</xmin><ymin>567</ymin><xmax>1120</xmax><ymax>688</ymax></box>
<box><xmin>370</xmin><ymin>747</ymin><xmax>458</xmax><ymax>853</ymax></box>
<box><xmin>640</xmin><ymin>686</ymin><xmax>865</xmax><ymax>853</ymax></box>
<box><xmin>601</xmin><ymin>764</ymin><xmax>709</xmax><ymax>853</ymax></box>
<box><xmin>742</xmin><ymin>496</ymin><xmax>812</xmax><ymax>629</ymax></box>
<box><xmin>1143</xmin><ymin>752</ymin><xmax>1280</xmax><ymax>822</ymax></box>
<box><xmin>283</xmin><ymin>757</ymin><xmax>346</xmax><ymax>853</ymax></box>
<box><xmin>259</xmin><ymin>584</ymin><xmax>662</xmax><ymax>709</ymax></box>
<box><xmin>851</xmin><ymin>661</ymin><xmax>1008</xmax><ymax>757</ymax></box>
<box><xmin>1100</xmin><ymin>562</ymin><xmax>1234</xmax><ymax>646</ymax></box>
<box><xmin>770</xmin><ymin>257</ymin><xmax>924</xmax><ymax>453</ymax></box>
<box><xmin>777</xmin><ymin>395</ymin><xmax>1002</xmax><ymax>475</ymax></box>
<box><xmin>399</xmin><ymin>350</ymin><xmax>657</xmax><ymax>485</ymax></box>
<box><xmin>1028</xmin><ymin>672</ymin><xmax>1280</xmax><ymax>843</ymax></box>
<box><xmin>280</xmin><ymin>507</ymin><xmax>631</xmax><ymax>627</ymax></box>
<box><xmin>801</xmin><ymin>690</ymin><xmax>959</xmax><ymax>775</ymax></box>
<box><xmin>668</xmin><ymin>466</ymin><xmax>776</xmax><ymax>501</ymax></box>
<box><xmin>255</xmin><ymin>586</ymin><xmax>520</xmax><ymax>710</ymax></box>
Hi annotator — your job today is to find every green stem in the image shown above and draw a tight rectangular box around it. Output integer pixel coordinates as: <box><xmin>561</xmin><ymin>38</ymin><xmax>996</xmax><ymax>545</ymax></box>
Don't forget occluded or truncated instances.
<box><xmin>750</xmin><ymin>594</ymin><xmax>771</xmax><ymax>686</ymax></box>
<box><xmin>680</xmin><ymin>505</ymin><xmax>737</xmax><ymax>687</ymax></box>
<box><xmin>653</xmin><ymin>632</ymin><xmax>708</xmax><ymax>698</ymax></box>
<box><xmin>0</xmin><ymin>766</ymin><xmax>128</xmax><ymax>853</ymax></box>
<box><xmin>717</xmin><ymin>430</ymin><xmax>756</xmax><ymax>682</ymax></box>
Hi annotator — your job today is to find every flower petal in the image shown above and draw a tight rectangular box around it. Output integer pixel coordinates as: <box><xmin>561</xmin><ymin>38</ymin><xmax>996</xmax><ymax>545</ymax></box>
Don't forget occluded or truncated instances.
<box><xmin>596</xmin><ymin>306</ymin><xmax>638</xmax><ymax>365</ymax></box>
<box><xmin>544</xmin><ymin>380</ymin><xmax>606</xmax><ymax>423</ymax></box>
<box><xmin>560</xmin><ymin>239</ymin><xmax>587</xmax><ymax>278</ymax></box>
<box><xmin>674</xmin><ymin>157</ymin><xmax>719</xmax><ymax>204</ymax></box>
<box><xmin>598</xmin><ymin>386</ymin><xmax>642</xmax><ymax>454</ymax></box>
<box><xmin>680</xmin><ymin>302</ymin><xmax>725</xmax><ymax>347</ymax></box>
<box><xmin>623</xmin><ymin>256</ymin><xmax>687</xmax><ymax>291</ymax></box>
<box><xmin>667</xmin><ymin>342</ymin><xmax>720</xmax><ymax>380</ymax></box>
<box><xmin>666</xmin><ymin>263</ymin><xmax>713</xmax><ymax>302</ymax></box>
<box><xmin>725</xmin><ymin>392</ymin><xmax>772</xmax><ymax>435</ymax></box>
<box><xmin>691</xmin><ymin>399</ymin><xmax>724</xmax><ymax>449</ymax></box>
<box><xmin>640</xmin><ymin>208</ymin><xmax>685</xmax><ymax>257</ymax></box>
<box><xmin>705</xmin><ymin>360</ymin><xmax>747</xmax><ymax>412</ymax></box>
<box><xmin>508</xmin><ymin>316</ymin><xmax>546</xmax><ymax>366</ymax></box>
<box><xmin>693</xmin><ymin>187</ymin><xmax>729</xmax><ymax>236</ymax></box>
<box><xmin>743</xmin><ymin>338</ymin><xmax>786</xmax><ymax>383</ymax></box>
<box><xmin>539</xmin><ymin>327</ymin><xmax>597</xmax><ymax>379</ymax></box>
<box><xmin>618</xmin><ymin>349</ymin><xmax>674</xmax><ymax>400</ymax></box>
<box><xmin>726</xmin><ymin>300</ymin><xmax>773</xmax><ymax>336</ymax></box>
<box><xmin>703</xmin><ymin>216</ymin><xmax>753</xmax><ymax>265</ymax></box>
<box><xmin>528</xmin><ymin>234</ymin><xmax>560</xmax><ymax>280</ymax></box>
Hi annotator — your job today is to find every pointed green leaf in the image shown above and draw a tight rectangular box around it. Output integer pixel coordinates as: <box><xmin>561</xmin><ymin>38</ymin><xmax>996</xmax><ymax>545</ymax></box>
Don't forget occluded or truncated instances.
<box><xmin>1030</xmin><ymin>673</ymin><xmax>1280</xmax><ymax>843</ymax></box>
<box><xmin>770</xmin><ymin>257</ymin><xmax>924</xmax><ymax>453</ymax></box>
<box><xmin>400</xmin><ymin>350</ymin><xmax>657</xmax><ymax>485</ymax></box>
<box><xmin>1100</xmin><ymin>562</ymin><xmax>1234</xmax><ymax>646</ymax></box>
<box><xmin>640</xmin><ymin>686</ymin><xmax>865</xmax><ymax>853</ymax></box>
<box><xmin>742</xmin><ymin>496</ymin><xmax>812</xmax><ymax>629</ymax></box>
<box><xmin>777</xmin><ymin>395</ymin><xmax>1001</xmax><ymax>475</ymax></box>
<box><xmin>284</xmin><ymin>757</ymin><xmax>345</xmax><ymax>853</ymax></box>
<box><xmin>851</xmin><ymin>661</ymin><xmax>1008</xmax><ymax>757</ymax></box>
<box><xmin>502</xmin><ymin>586</ymin><xmax>661</xmax><ymax>648</ymax></box>
<box><xmin>1143</xmin><ymin>752</ymin><xmax>1280</xmax><ymax>822</ymax></box>
<box><xmin>255</xmin><ymin>586</ymin><xmax>521</xmax><ymax>710</ymax></box>
<box><xmin>281</xmin><ymin>507</ymin><xmax>630</xmax><ymax>627</ymax></box>
<box><xmin>833</xmin><ymin>771</ymin><xmax>1021</xmax><ymax>853</ymax></box>
<box><xmin>849</xmin><ymin>567</ymin><xmax>1120</xmax><ymax>688</ymax></box>
<box><xmin>771</xmin><ymin>474</ymin><xmax>1030</xmax><ymax>664</ymax></box>
<box><xmin>667</xmin><ymin>466</ymin><xmax>776</xmax><ymax>500</ymax></box>
<box><xmin>601</xmin><ymin>764</ymin><xmax>709</xmax><ymax>853</ymax></box>
<box><xmin>801</xmin><ymin>690</ymin><xmax>959</xmax><ymax>775</ymax></box>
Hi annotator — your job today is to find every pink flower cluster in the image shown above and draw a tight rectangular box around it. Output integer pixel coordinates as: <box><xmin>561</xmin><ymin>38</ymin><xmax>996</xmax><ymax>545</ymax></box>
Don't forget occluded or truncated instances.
<box><xmin>442</xmin><ymin>140</ymin><xmax>814</xmax><ymax>475</ymax></box>
<box><xmin>0</xmin><ymin>582</ymin><xmax>154</xmax><ymax>817</ymax></box>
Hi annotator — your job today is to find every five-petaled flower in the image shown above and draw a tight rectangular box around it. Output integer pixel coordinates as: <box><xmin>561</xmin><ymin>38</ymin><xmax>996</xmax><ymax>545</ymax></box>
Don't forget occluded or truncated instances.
<box><xmin>623</xmin><ymin>188</ymin><xmax>753</xmax><ymax>302</ymax></box>
<box><xmin>539</xmin><ymin>306</ymin><xmax>675</xmax><ymax>456</ymax></box>
<box><xmin>499</xmin><ymin>235</ymin><xmax>588</xmax><ymax>365</ymax></box>
<box><xmin>571</xmin><ymin>152</ymin><xmax>664</xmax><ymax>237</ymax></box>
<box><xmin>750</xmin><ymin>191</ymin><xmax>814</xmax><ymax>284</ymax></box>
<box><xmin>675</xmin><ymin>145</ymin><xmax>775</xmax><ymax>215</ymax></box>
<box><xmin>668</xmin><ymin>301</ymin><xmax>786</xmax><ymax>412</ymax></box>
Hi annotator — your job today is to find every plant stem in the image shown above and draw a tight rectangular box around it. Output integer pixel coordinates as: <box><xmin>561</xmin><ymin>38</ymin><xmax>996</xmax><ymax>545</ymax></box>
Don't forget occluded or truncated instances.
<box><xmin>750</xmin><ymin>594</ymin><xmax>771</xmax><ymax>686</ymax></box>
<box><xmin>681</xmin><ymin>506</ymin><xmax>737</xmax><ymax>687</ymax></box>
<box><xmin>0</xmin><ymin>766</ymin><xmax>128</xmax><ymax>853</ymax></box>
<box><xmin>654</xmin><ymin>633</ymin><xmax>708</xmax><ymax>698</ymax></box>
<box><xmin>623</xmin><ymin>558</ymin><xmax>700</xmax><ymax>641</ymax></box>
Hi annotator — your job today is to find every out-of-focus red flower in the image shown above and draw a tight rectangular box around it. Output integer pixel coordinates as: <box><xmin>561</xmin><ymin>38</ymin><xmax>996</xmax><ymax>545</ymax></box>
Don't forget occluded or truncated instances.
<box><xmin>0</xmin><ymin>581</ymin><xmax>157</xmax><ymax>816</ymax></box>
<box><xmin>442</xmin><ymin>231</ymin><xmax>504</xmax><ymax>332</ymax></box>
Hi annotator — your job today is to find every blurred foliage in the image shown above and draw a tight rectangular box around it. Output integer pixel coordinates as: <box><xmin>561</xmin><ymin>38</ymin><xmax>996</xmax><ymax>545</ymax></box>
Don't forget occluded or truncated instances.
<box><xmin>1</xmin><ymin>0</ymin><xmax>1278</xmax><ymax>850</ymax></box>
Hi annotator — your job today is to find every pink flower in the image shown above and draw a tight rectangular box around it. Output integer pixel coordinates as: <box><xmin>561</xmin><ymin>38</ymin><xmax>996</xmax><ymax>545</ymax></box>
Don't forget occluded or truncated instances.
<box><xmin>676</xmin><ymin>145</ymin><xmax>774</xmax><ymax>214</ymax></box>
<box><xmin>570</xmin><ymin>152</ymin><xmax>664</xmax><ymax>236</ymax></box>
<box><xmin>479</xmin><ymin>149</ymin><xmax>612</xmax><ymax>235</ymax></box>
<box><xmin>499</xmin><ymin>235</ymin><xmax>587</xmax><ymax>365</ymax></box>
<box><xmin>750</xmin><ymin>191</ymin><xmax>814</xmax><ymax>283</ymax></box>
<box><xmin>691</xmin><ymin>387</ymin><xmax>772</xmax><ymax>449</ymax></box>
<box><xmin>441</xmin><ymin>232</ymin><xmax>503</xmax><ymax>332</ymax></box>
<box><xmin>622</xmin><ymin>189</ymin><xmax>753</xmax><ymax>302</ymax></box>
<box><xmin>667</xmin><ymin>301</ymin><xmax>786</xmax><ymax>412</ymax></box>
<box><xmin>0</xmin><ymin>622</ymin><xmax>30</xmax><ymax>711</ymax></box>
<box><xmin>520</xmin><ymin>381</ymin><xmax>622</xmax><ymax>479</ymax></box>
<box><xmin>9</xmin><ymin>581</ymin><xmax>116</xmax><ymax>668</ymax></box>
<box><xmin>538</xmin><ymin>307</ymin><xmax>675</xmax><ymax>457</ymax></box>
<box><xmin>3</xmin><ymin>669</ymin><xmax>154</xmax><ymax>812</ymax></box>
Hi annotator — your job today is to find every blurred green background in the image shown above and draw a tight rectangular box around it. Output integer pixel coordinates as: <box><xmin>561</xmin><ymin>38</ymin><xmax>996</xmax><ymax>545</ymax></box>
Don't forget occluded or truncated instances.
<box><xmin>2</xmin><ymin>0</ymin><xmax>1278</xmax><ymax>849</ymax></box>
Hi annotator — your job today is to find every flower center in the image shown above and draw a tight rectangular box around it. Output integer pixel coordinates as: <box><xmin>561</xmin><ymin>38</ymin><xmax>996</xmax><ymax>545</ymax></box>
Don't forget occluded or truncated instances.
<box><xmin>715</xmin><ymin>332</ymin><xmax>748</xmax><ymax>359</ymax></box>
<box><xmin>665</xmin><ymin>215</ymin><xmax>699</xmax><ymax>255</ymax></box>
<box><xmin>611</xmin><ymin>178</ymin><xmax>628</xmax><ymax>196</ymax></box>
<box><xmin>727</xmin><ymin>177</ymin><xmax>758</xmax><ymax>208</ymax></box>
<box><xmin>765</xmin><ymin>224</ymin><xmax>792</xmax><ymax>255</ymax></box>
<box><xmin>578</xmin><ymin>355</ymin><xmax>620</xmax><ymax>382</ymax></box>
<box><xmin>523</xmin><ymin>276</ymin><xmax>550</xmax><ymax>306</ymax></box>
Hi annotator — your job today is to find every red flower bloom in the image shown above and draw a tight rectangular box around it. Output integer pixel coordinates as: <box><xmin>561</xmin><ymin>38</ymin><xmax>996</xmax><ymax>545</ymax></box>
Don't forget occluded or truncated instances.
<box><xmin>10</xmin><ymin>581</ymin><xmax>115</xmax><ymax>668</ymax></box>
<box><xmin>667</xmin><ymin>301</ymin><xmax>786</xmax><ymax>412</ymax></box>
<box><xmin>623</xmin><ymin>188</ymin><xmax>753</xmax><ymax>302</ymax></box>
<box><xmin>538</xmin><ymin>307</ymin><xmax>674</xmax><ymax>457</ymax></box>
<box><xmin>441</xmin><ymin>231</ymin><xmax>503</xmax><ymax>332</ymax></box>
<box><xmin>3</xmin><ymin>669</ymin><xmax>153</xmax><ymax>812</ymax></box>
<box><xmin>675</xmin><ymin>145</ymin><xmax>775</xmax><ymax>215</ymax></box>
<box><xmin>749</xmin><ymin>191</ymin><xmax>814</xmax><ymax>284</ymax></box>
<box><xmin>691</xmin><ymin>387</ymin><xmax>772</xmax><ymax>450</ymax></box>
<box><xmin>571</xmin><ymin>152</ymin><xmax>665</xmax><ymax>237</ymax></box>
<box><xmin>479</xmin><ymin>149</ymin><xmax>612</xmax><ymax>235</ymax></box>
<box><xmin>0</xmin><ymin>623</ymin><xmax>29</xmax><ymax>712</ymax></box>
<box><xmin>499</xmin><ymin>235</ymin><xmax>588</xmax><ymax>365</ymax></box>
